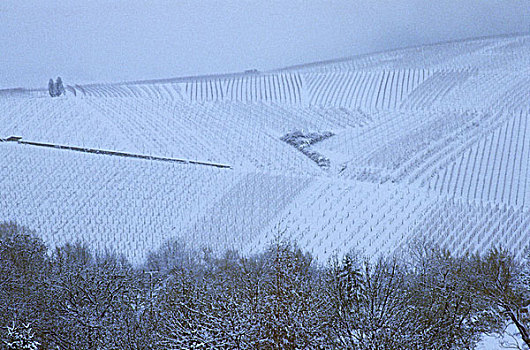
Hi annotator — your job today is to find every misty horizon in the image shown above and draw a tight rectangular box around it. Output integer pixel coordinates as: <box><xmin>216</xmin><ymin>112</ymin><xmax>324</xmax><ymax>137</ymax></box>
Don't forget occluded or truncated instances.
<box><xmin>1</xmin><ymin>0</ymin><xmax>529</xmax><ymax>89</ymax></box>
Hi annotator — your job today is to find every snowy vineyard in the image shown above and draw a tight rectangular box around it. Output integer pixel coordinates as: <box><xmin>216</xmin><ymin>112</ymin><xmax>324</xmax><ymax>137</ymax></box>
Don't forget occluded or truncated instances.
<box><xmin>1</xmin><ymin>34</ymin><xmax>529</xmax><ymax>264</ymax></box>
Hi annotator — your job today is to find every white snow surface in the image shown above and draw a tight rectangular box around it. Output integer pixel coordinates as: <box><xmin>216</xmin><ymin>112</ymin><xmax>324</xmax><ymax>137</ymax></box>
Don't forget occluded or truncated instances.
<box><xmin>1</xmin><ymin>34</ymin><xmax>530</xmax><ymax>283</ymax></box>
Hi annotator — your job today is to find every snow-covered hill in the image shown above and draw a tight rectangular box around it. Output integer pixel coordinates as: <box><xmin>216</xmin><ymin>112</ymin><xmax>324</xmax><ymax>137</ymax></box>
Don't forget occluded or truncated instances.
<box><xmin>1</xmin><ymin>34</ymin><xmax>529</xmax><ymax>265</ymax></box>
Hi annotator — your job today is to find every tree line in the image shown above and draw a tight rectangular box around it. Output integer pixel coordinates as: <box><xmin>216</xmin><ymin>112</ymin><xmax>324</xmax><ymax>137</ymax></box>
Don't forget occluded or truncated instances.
<box><xmin>1</xmin><ymin>221</ymin><xmax>529</xmax><ymax>349</ymax></box>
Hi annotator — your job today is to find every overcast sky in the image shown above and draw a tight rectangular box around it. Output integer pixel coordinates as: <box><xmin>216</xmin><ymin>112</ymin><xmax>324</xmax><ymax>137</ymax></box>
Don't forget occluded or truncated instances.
<box><xmin>0</xmin><ymin>0</ymin><xmax>528</xmax><ymax>88</ymax></box>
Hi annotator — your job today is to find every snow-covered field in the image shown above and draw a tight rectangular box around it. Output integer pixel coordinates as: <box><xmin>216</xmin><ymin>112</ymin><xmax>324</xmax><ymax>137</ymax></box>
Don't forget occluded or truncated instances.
<box><xmin>1</xmin><ymin>34</ymin><xmax>529</xmax><ymax>269</ymax></box>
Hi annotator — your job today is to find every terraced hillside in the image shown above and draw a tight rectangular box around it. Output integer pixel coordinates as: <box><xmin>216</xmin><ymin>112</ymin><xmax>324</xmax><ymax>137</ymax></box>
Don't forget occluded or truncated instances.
<box><xmin>1</xmin><ymin>34</ymin><xmax>529</xmax><ymax>264</ymax></box>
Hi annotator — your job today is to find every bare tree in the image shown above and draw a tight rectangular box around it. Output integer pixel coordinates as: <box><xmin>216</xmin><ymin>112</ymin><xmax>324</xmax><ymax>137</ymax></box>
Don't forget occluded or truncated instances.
<box><xmin>325</xmin><ymin>254</ymin><xmax>419</xmax><ymax>349</ymax></box>
<box><xmin>470</xmin><ymin>248</ymin><xmax>530</xmax><ymax>349</ymax></box>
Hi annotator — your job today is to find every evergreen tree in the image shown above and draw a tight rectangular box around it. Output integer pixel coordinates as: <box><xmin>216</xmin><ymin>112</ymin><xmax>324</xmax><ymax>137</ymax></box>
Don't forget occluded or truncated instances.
<box><xmin>55</xmin><ymin>77</ymin><xmax>65</xmax><ymax>96</ymax></box>
<box><xmin>48</xmin><ymin>79</ymin><xmax>56</xmax><ymax>97</ymax></box>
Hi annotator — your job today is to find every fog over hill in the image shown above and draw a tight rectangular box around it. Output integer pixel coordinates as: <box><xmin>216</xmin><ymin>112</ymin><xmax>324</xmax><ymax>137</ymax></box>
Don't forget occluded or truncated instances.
<box><xmin>1</xmin><ymin>32</ymin><xmax>529</xmax><ymax>266</ymax></box>
<box><xmin>0</xmin><ymin>0</ymin><xmax>528</xmax><ymax>88</ymax></box>
<box><xmin>2</xmin><ymin>3</ymin><xmax>530</xmax><ymax>348</ymax></box>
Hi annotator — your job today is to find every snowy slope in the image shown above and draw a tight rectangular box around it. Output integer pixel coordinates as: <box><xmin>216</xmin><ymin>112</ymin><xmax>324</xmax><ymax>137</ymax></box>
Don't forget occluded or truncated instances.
<box><xmin>1</xmin><ymin>34</ymin><xmax>530</xmax><ymax>266</ymax></box>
